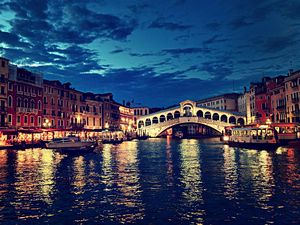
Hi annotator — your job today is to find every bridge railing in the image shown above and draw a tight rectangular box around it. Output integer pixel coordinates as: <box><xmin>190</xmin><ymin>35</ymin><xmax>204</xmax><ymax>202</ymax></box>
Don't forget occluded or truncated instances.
<box><xmin>140</xmin><ymin>116</ymin><xmax>234</xmax><ymax>130</ymax></box>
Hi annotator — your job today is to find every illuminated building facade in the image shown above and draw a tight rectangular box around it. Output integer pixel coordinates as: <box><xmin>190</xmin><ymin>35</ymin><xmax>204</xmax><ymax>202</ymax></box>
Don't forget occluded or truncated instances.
<box><xmin>7</xmin><ymin>65</ymin><xmax>43</xmax><ymax>128</ymax></box>
<box><xmin>119</xmin><ymin>104</ymin><xmax>134</xmax><ymax>133</ymax></box>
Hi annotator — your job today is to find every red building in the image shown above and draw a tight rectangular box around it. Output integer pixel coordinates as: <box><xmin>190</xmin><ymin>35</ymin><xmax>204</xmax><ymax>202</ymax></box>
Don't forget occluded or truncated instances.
<box><xmin>7</xmin><ymin>65</ymin><xmax>43</xmax><ymax>128</ymax></box>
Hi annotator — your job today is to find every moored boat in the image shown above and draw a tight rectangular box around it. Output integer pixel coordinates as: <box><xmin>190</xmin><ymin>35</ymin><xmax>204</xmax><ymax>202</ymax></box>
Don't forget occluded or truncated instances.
<box><xmin>46</xmin><ymin>136</ymin><xmax>96</xmax><ymax>152</ymax></box>
<box><xmin>223</xmin><ymin>125</ymin><xmax>280</xmax><ymax>149</ymax></box>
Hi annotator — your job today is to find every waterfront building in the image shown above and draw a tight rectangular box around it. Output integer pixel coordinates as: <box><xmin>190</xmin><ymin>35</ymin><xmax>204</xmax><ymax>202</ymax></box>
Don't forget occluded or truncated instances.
<box><xmin>7</xmin><ymin>65</ymin><xmax>43</xmax><ymax>128</ymax></box>
<box><xmin>95</xmin><ymin>93</ymin><xmax>120</xmax><ymax>130</ymax></box>
<box><xmin>83</xmin><ymin>93</ymin><xmax>103</xmax><ymax>129</ymax></box>
<box><xmin>43</xmin><ymin>80</ymin><xmax>70</xmax><ymax>129</ymax></box>
<box><xmin>270</xmin><ymin>76</ymin><xmax>286</xmax><ymax>123</ymax></box>
<box><xmin>237</xmin><ymin>88</ymin><xmax>251</xmax><ymax>124</ymax></box>
<box><xmin>284</xmin><ymin>70</ymin><xmax>300</xmax><ymax>122</ymax></box>
<box><xmin>119</xmin><ymin>104</ymin><xmax>134</xmax><ymax>132</ymax></box>
<box><xmin>0</xmin><ymin>57</ymin><xmax>9</xmax><ymax>128</ymax></box>
<box><xmin>197</xmin><ymin>93</ymin><xmax>241</xmax><ymax>112</ymax></box>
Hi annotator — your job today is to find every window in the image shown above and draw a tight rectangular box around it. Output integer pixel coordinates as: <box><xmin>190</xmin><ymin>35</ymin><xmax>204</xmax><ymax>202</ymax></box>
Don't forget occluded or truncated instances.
<box><xmin>8</xmin><ymin>82</ymin><xmax>13</xmax><ymax>91</ymax></box>
<box><xmin>43</xmin><ymin>96</ymin><xmax>47</xmax><ymax>104</ymax></box>
<box><xmin>8</xmin><ymin>95</ymin><xmax>12</xmax><ymax>107</ymax></box>
<box><xmin>17</xmin><ymin>98</ymin><xmax>21</xmax><ymax>107</ymax></box>
<box><xmin>8</xmin><ymin>114</ymin><xmax>12</xmax><ymax>124</ymax></box>
<box><xmin>0</xmin><ymin>86</ymin><xmax>4</xmax><ymax>95</ymax></box>
<box><xmin>38</xmin><ymin>100</ymin><xmax>41</xmax><ymax>110</ymax></box>
<box><xmin>38</xmin><ymin>116</ymin><xmax>41</xmax><ymax>125</ymax></box>
<box><xmin>17</xmin><ymin>116</ymin><xmax>21</xmax><ymax>123</ymax></box>
<box><xmin>30</xmin><ymin>116</ymin><xmax>34</xmax><ymax>124</ymax></box>
<box><xmin>24</xmin><ymin>116</ymin><xmax>28</xmax><ymax>124</ymax></box>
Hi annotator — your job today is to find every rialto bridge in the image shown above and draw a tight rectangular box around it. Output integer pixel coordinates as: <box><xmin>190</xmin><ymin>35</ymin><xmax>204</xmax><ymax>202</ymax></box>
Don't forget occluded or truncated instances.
<box><xmin>137</xmin><ymin>100</ymin><xmax>246</xmax><ymax>137</ymax></box>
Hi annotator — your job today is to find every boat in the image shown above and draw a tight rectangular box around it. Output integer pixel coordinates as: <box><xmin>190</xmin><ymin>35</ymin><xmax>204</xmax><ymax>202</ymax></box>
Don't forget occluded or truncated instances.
<box><xmin>222</xmin><ymin>125</ymin><xmax>280</xmax><ymax>149</ymax></box>
<box><xmin>46</xmin><ymin>136</ymin><xmax>97</xmax><ymax>152</ymax></box>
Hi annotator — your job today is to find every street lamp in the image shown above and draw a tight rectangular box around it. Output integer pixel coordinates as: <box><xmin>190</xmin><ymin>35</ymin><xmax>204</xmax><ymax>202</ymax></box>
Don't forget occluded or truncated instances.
<box><xmin>43</xmin><ymin>119</ymin><xmax>51</xmax><ymax>129</ymax></box>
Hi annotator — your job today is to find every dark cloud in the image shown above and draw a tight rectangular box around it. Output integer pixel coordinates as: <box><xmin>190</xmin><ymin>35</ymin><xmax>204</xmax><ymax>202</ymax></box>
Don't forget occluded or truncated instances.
<box><xmin>203</xmin><ymin>35</ymin><xmax>227</xmax><ymax>45</ymax></box>
<box><xmin>162</xmin><ymin>47</ymin><xmax>211</xmax><ymax>57</ymax></box>
<box><xmin>261</xmin><ymin>34</ymin><xmax>298</xmax><ymax>53</ymax></box>
<box><xmin>149</xmin><ymin>17</ymin><xmax>192</xmax><ymax>31</ymax></box>
<box><xmin>0</xmin><ymin>30</ymin><xmax>30</xmax><ymax>48</ymax></box>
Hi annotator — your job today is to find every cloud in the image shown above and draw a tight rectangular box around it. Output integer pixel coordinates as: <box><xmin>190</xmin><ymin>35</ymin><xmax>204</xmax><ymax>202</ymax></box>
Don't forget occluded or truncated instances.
<box><xmin>203</xmin><ymin>35</ymin><xmax>227</xmax><ymax>45</ymax></box>
<box><xmin>149</xmin><ymin>17</ymin><xmax>191</xmax><ymax>31</ymax></box>
<box><xmin>205</xmin><ymin>22</ymin><xmax>221</xmax><ymax>31</ymax></box>
<box><xmin>162</xmin><ymin>47</ymin><xmax>211</xmax><ymax>57</ymax></box>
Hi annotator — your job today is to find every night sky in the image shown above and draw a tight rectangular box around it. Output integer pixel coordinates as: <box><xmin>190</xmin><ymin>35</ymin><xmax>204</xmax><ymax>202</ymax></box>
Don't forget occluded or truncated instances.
<box><xmin>0</xmin><ymin>0</ymin><xmax>299</xmax><ymax>107</ymax></box>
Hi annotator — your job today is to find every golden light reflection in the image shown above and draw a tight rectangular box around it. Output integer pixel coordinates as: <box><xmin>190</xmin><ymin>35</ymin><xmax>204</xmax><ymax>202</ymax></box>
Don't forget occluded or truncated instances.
<box><xmin>113</xmin><ymin>141</ymin><xmax>145</xmax><ymax>223</ymax></box>
<box><xmin>72</xmin><ymin>156</ymin><xmax>86</xmax><ymax>195</ymax></box>
<box><xmin>223</xmin><ymin>145</ymin><xmax>238</xmax><ymax>200</ymax></box>
<box><xmin>0</xmin><ymin>151</ymin><xmax>8</xmax><ymax>198</ymax></box>
<box><xmin>178</xmin><ymin>139</ymin><xmax>204</xmax><ymax>223</ymax></box>
<box><xmin>285</xmin><ymin>148</ymin><xmax>300</xmax><ymax>189</ymax></box>
<box><xmin>240</xmin><ymin>150</ymin><xmax>274</xmax><ymax>209</ymax></box>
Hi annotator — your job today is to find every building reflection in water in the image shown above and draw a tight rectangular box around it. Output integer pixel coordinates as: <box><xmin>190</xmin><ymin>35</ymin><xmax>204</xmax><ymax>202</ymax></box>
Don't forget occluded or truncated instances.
<box><xmin>240</xmin><ymin>149</ymin><xmax>274</xmax><ymax>209</ymax></box>
<box><xmin>178</xmin><ymin>139</ymin><xmax>204</xmax><ymax>223</ymax></box>
<box><xmin>223</xmin><ymin>145</ymin><xmax>238</xmax><ymax>200</ymax></box>
<box><xmin>101</xmin><ymin>141</ymin><xmax>144</xmax><ymax>224</ymax></box>
<box><xmin>285</xmin><ymin>148</ymin><xmax>300</xmax><ymax>189</ymax></box>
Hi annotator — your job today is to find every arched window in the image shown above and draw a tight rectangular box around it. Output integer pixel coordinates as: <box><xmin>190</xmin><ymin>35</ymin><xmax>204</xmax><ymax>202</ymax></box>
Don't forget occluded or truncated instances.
<box><xmin>38</xmin><ymin>100</ymin><xmax>42</xmax><ymax>110</ymax></box>
<box><xmin>212</xmin><ymin>113</ymin><xmax>219</xmax><ymax>121</ymax></box>
<box><xmin>31</xmin><ymin>100</ymin><xmax>35</xmax><ymax>109</ymax></box>
<box><xmin>8</xmin><ymin>95</ymin><xmax>12</xmax><ymax>107</ymax></box>
<box><xmin>237</xmin><ymin>118</ymin><xmax>245</xmax><ymax>126</ymax></box>
<box><xmin>229</xmin><ymin>116</ymin><xmax>236</xmax><ymax>124</ymax></box>
<box><xmin>204</xmin><ymin>111</ymin><xmax>211</xmax><ymax>119</ymax></box>
<box><xmin>24</xmin><ymin>98</ymin><xmax>28</xmax><ymax>108</ymax></box>
<box><xmin>159</xmin><ymin>115</ymin><xmax>166</xmax><ymax>123</ymax></box>
<box><xmin>221</xmin><ymin>115</ymin><xmax>227</xmax><ymax>123</ymax></box>
<box><xmin>17</xmin><ymin>97</ymin><xmax>21</xmax><ymax>107</ymax></box>
<box><xmin>167</xmin><ymin>113</ymin><xmax>173</xmax><ymax>120</ymax></box>
<box><xmin>152</xmin><ymin>117</ymin><xmax>158</xmax><ymax>124</ymax></box>
<box><xmin>145</xmin><ymin>118</ymin><xmax>151</xmax><ymax>126</ymax></box>
<box><xmin>197</xmin><ymin>110</ymin><xmax>203</xmax><ymax>117</ymax></box>
<box><xmin>138</xmin><ymin>121</ymin><xmax>144</xmax><ymax>128</ymax></box>
<box><xmin>174</xmin><ymin>111</ymin><xmax>180</xmax><ymax>118</ymax></box>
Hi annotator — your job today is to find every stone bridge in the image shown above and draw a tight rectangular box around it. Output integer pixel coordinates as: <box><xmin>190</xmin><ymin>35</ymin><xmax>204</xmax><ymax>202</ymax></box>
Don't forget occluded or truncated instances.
<box><xmin>137</xmin><ymin>100</ymin><xmax>246</xmax><ymax>137</ymax></box>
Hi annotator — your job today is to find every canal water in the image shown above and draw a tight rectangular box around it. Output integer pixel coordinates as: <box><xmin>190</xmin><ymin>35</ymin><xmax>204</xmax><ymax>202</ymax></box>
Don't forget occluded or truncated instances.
<box><xmin>0</xmin><ymin>138</ymin><xmax>300</xmax><ymax>224</ymax></box>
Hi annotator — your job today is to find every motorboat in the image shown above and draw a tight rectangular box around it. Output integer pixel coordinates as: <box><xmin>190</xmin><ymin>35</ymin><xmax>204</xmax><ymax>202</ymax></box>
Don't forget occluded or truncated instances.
<box><xmin>46</xmin><ymin>136</ymin><xmax>97</xmax><ymax>152</ymax></box>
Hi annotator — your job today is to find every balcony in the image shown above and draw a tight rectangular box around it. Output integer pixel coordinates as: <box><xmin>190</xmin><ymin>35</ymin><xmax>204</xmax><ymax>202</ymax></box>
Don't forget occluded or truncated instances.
<box><xmin>292</xmin><ymin>97</ymin><xmax>300</xmax><ymax>103</ymax></box>
<box><xmin>16</xmin><ymin>107</ymin><xmax>38</xmax><ymax>114</ymax></box>
<box><xmin>24</xmin><ymin>92</ymin><xmax>30</xmax><ymax>97</ymax></box>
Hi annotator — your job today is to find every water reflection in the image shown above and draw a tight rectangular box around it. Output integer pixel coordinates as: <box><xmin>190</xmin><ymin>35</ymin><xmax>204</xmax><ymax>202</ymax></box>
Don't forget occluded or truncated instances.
<box><xmin>239</xmin><ymin>149</ymin><xmax>274</xmax><ymax>209</ymax></box>
<box><xmin>223</xmin><ymin>145</ymin><xmax>238</xmax><ymax>200</ymax></box>
<box><xmin>102</xmin><ymin>142</ymin><xmax>144</xmax><ymax>224</ymax></box>
<box><xmin>178</xmin><ymin>139</ymin><xmax>204</xmax><ymax>223</ymax></box>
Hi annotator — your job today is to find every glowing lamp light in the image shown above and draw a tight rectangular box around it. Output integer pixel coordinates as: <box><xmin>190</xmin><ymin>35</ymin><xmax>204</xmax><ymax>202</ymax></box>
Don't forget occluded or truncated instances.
<box><xmin>223</xmin><ymin>136</ymin><xmax>229</xmax><ymax>141</ymax></box>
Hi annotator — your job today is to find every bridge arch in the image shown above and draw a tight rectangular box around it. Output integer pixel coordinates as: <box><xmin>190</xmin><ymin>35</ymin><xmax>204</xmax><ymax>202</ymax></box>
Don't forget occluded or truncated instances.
<box><xmin>160</xmin><ymin>115</ymin><xmax>166</xmax><ymax>123</ymax></box>
<box><xmin>174</xmin><ymin>111</ymin><xmax>180</xmax><ymax>118</ymax></box>
<box><xmin>152</xmin><ymin>117</ymin><xmax>159</xmax><ymax>124</ymax></box>
<box><xmin>138</xmin><ymin>120</ymin><xmax>144</xmax><ymax>128</ymax></box>
<box><xmin>229</xmin><ymin>116</ymin><xmax>236</xmax><ymax>124</ymax></box>
<box><xmin>237</xmin><ymin>118</ymin><xmax>245</xmax><ymax>126</ymax></box>
<box><xmin>212</xmin><ymin>113</ymin><xmax>219</xmax><ymax>121</ymax></box>
<box><xmin>197</xmin><ymin>110</ymin><xmax>203</xmax><ymax>117</ymax></box>
<box><xmin>167</xmin><ymin>113</ymin><xmax>173</xmax><ymax>120</ymax></box>
<box><xmin>145</xmin><ymin>118</ymin><xmax>151</xmax><ymax>126</ymax></box>
<box><xmin>205</xmin><ymin>111</ymin><xmax>211</xmax><ymax>119</ymax></box>
<box><xmin>221</xmin><ymin>114</ymin><xmax>227</xmax><ymax>123</ymax></box>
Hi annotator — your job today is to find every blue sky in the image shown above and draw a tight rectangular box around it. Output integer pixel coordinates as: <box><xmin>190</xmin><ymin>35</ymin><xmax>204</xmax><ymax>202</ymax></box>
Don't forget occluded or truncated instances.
<box><xmin>0</xmin><ymin>0</ymin><xmax>300</xmax><ymax>106</ymax></box>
